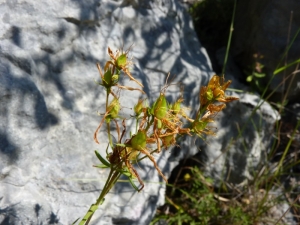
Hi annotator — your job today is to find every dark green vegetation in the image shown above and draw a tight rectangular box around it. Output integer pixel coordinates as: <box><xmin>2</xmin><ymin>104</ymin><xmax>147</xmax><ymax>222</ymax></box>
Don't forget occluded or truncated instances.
<box><xmin>152</xmin><ymin>0</ymin><xmax>300</xmax><ymax>224</ymax></box>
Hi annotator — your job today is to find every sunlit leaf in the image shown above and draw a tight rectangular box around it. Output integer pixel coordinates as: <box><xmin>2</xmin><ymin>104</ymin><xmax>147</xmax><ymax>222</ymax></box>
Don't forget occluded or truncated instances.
<box><xmin>95</xmin><ymin>150</ymin><xmax>111</xmax><ymax>167</ymax></box>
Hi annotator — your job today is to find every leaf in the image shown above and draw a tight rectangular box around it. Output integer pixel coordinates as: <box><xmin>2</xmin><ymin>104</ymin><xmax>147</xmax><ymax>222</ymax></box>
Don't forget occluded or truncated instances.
<box><xmin>253</xmin><ymin>72</ymin><xmax>265</xmax><ymax>78</ymax></box>
<box><xmin>72</xmin><ymin>218</ymin><xmax>80</xmax><ymax>225</ymax></box>
<box><xmin>274</xmin><ymin>58</ymin><xmax>300</xmax><ymax>75</ymax></box>
<box><xmin>128</xmin><ymin>176</ymin><xmax>141</xmax><ymax>191</ymax></box>
<box><xmin>95</xmin><ymin>150</ymin><xmax>111</xmax><ymax>167</ymax></box>
<box><xmin>93</xmin><ymin>164</ymin><xmax>110</xmax><ymax>169</ymax></box>
<box><xmin>122</xmin><ymin>171</ymin><xmax>133</xmax><ymax>177</ymax></box>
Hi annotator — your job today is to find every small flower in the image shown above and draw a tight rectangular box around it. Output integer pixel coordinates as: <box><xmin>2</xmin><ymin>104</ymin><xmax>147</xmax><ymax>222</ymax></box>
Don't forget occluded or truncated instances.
<box><xmin>200</xmin><ymin>75</ymin><xmax>238</xmax><ymax>107</ymax></box>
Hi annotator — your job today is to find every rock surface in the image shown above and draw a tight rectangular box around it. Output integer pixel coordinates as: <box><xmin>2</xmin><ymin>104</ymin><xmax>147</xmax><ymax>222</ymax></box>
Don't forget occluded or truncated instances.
<box><xmin>0</xmin><ymin>0</ymin><xmax>212</xmax><ymax>224</ymax></box>
<box><xmin>0</xmin><ymin>0</ymin><xmax>284</xmax><ymax>224</ymax></box>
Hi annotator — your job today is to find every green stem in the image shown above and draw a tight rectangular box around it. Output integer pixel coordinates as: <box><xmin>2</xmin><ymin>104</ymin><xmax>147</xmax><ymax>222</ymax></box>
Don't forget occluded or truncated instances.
<box><xmin>78</xmin><ymin>168</ymin><xmax>121</xmax><ymax>225</ymax></box>
<box><xmin>274</xmin><ymin>119</ymin><xmax>300</xmax><ymax>177</ymax></box>
<box><xmin>106</xmin><ymin>90</ymin><xmax>113</xmax><ymax>147</ymax></box>
<box><xmin>221</xmin><ymin>0</ymin><xmax>237</xmax><ymax>77</ymax></box>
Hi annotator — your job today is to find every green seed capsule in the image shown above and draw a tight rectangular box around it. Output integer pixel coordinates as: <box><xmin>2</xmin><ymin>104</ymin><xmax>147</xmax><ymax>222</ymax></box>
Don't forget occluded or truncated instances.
<box><xmin>172</xmin><ymin>100</ymin><xmax>181</xmax><ymax>114</ymax></box>
<box><xmin>152</xmin><ymin>94</ymin><xmax>168</xmax><ymax>120</ymax></box>
<box><xmin>107</xmin><ymin>98</ymin><xmax>120</xmax><ymax>119</ymax></box>
<box><xmin>134</xmin><ymin>99</ymin><xmax>145</xmax><ymax>116</ymax></box>
<box><xmin>162</xmin><ymin>134</ymin><xmax>175</xmax><ymax>148</ymax></box>
<box><xmin>130</xmin><ymin>130</ymin><xmax>147</xmax><ymax>150</ymax></box>
<box><xmin>157</xmin><ymin>119</ymin><xmax>162</xmax><ymax>129</ymax></box>
<box><xmin>102</xmin><ymin>69</ymin><xmax>119</xmax><ymax>88</ymax></box>
<box><xmin>116</xmin><ymin>54</ymin><xmax>127</xmax><ymax>68</ymax></box>
<box><xmin>111</xmin><ymin>74</ymin><xmax>119</xmax><ymax>84</ymax></box>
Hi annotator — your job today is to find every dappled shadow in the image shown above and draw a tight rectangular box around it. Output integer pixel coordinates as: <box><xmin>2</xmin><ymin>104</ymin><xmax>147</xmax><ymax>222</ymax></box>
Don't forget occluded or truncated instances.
<box><xmin>112</xmin><ymin>172</ymin><xmax>163</xmax><ymax>225</ymax></box>
<box><xmin>0</xmin><ymin>0</ymin><xmax>213</xmax><ymax>223</ymax></box>
<box><xmin>0</xmin><ymin>62</ymin><xmax>59</xmax><ymax>164</ymax></box>
<box><xmin>89</xmin><ymin>1</ymin><xmax>213</xmax><ymax>222</ymax></box>
<box><xmin>0</xmin><ymin>0</ymin><xmax>109</xmax><ymax>166</ymax></box>
<box><xmin>0</xmin><ymin>197</ymin><xmax>18</xmax><ymax>225</ymax></box>
<box><xmin>0</xmin><ymin>199</ymin><xmax>60</xmax><ymax>224</ymax></box>
<box><xmin>0</xmin><ymin>131</ymin><xmax>19</xmax><ymax>164</ymax></box>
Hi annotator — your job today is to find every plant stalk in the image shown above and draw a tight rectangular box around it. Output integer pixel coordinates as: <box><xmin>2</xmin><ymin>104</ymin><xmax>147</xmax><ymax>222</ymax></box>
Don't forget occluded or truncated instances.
<box><xmin>79</xmin><ymin>168</ymin><xmax>121</xmax><ymax>225</ymax></box>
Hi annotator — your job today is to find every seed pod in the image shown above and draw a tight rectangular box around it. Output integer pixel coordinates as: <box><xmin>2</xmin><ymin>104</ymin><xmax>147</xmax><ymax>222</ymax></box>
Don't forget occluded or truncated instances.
<box><xmin>157</xmin><ymin>119</ymin><xmax>162</xmax><ymax>129</ymax></box>
<box><xmin>130</xmin><ymin>130</ymin><xmax>147</xmax><ymax>150</ymax></box>
<box><xmin>134</xmin><ymin>99</ymin><xmax>145</xmax><ymax>116</ymax></box>
<box><xmin>151</xmin><ymin>94</ymin><xmax>168</xmax><ymax>120</ymax></box>
<box><xmin>107</xmin><ymin>98</ymin><xmax>120</xmax><ymax>120</ymax></box>
<box><xmin>172</xmin><ymin>98</ymin><xmax>183</xmax><ymax>115</ymax></box>
<box><xmin>116</xmin><ymin>54</ymin><xmax>127</xmax><ymax>69</ymax></box>
<box><xmin>124</xmin><ymin>147</ymin><xmax>139</xmax><ymax>160</ymax></box>
<box><xmin>161</xmin><ymin>133</ymin><xmax>176</xmax><ymax>148</ymax></box>
<box><xmin>102</xmin><ymin>69</ymin><xmax>119</xmax><ymax>88</ymax></box>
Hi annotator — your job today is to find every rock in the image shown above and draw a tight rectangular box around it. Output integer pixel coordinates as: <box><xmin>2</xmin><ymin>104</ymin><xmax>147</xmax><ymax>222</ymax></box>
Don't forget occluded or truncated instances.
<box><xmin>197</xmin><ymin>92</ymin><xmax>281</xmax><ymax>185</ymax></box>
<box><xmin>0</xmin><ymin>0</ymin><xmax>213</xmax><ymax>224</ymax></box>
<box><xmin>232</xmin><ymin>0</ymin><xmax>300</xmax><ymax>102</ymax></box>
<box><xmin>0</xmin><ymin>0</ymin><xmax>286</xmax><ymax>224</ymax></box>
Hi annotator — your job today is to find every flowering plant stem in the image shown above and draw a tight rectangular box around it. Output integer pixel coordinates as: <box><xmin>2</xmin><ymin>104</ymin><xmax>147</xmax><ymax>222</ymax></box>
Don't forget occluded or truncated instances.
<box><xmin>79</xmin><ymin>169</ymin><xmax>121</xmax><ymax>225</ymax></box>
<box><xmin>74</xmin><ymin>46</ymin><xmax>238</xmax><ymax>225</ymax></box>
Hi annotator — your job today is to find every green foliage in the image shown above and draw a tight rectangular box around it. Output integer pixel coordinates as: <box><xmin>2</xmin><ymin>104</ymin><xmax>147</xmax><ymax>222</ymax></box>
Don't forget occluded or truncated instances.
<box><xmin>151</xmin><ymin>1</ymin><xmax>300</xmax><ymax>225</ymax></box>
<box><xmin>76</xmin><ymin>46</ymin><xmax>238</xmax><ymax>224</ymax></box>
<box><xmin>244</xmin><ymin>54</ymin><xmax>267</xmax><ymax>93</ymax></box>
<box><xmin>152</xmin><ymin>167</ymin><xmax>254</xmax><ymax>225</ymax></box>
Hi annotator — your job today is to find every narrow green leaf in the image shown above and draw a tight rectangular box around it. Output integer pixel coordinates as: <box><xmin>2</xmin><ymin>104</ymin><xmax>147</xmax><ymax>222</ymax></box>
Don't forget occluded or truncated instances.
<box><xmin>118</xmin><ymin>168</ymin><xmax>132</xmax><ymax>177</ymax></box>
<box><xmin>72</xmin><ymin>218</ymin><xmax>80</xmax><ymax>225</ymax></box>
<box><xmin>128</xmin><ymin>177</ymin><xmax>141</xmax><ymax>191</ymax></box>
<box><xmin>93</xmin><ymin>164</ymin><xmax>110</xmax><ymax>169</ymax></box>
<box><xmin>253</xmin><ymin>72</ymin><xmax>265</xmax><ymax>78</ymax></box>
<box><xmin>273</xmin><ymin>58</ymin><xmax>300</xmax><ymax>75</ymax></box>
<box><xmin>95</xmin><ymin>150</ymin><xmax>111</xmax><ymax>167</ymax></box>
